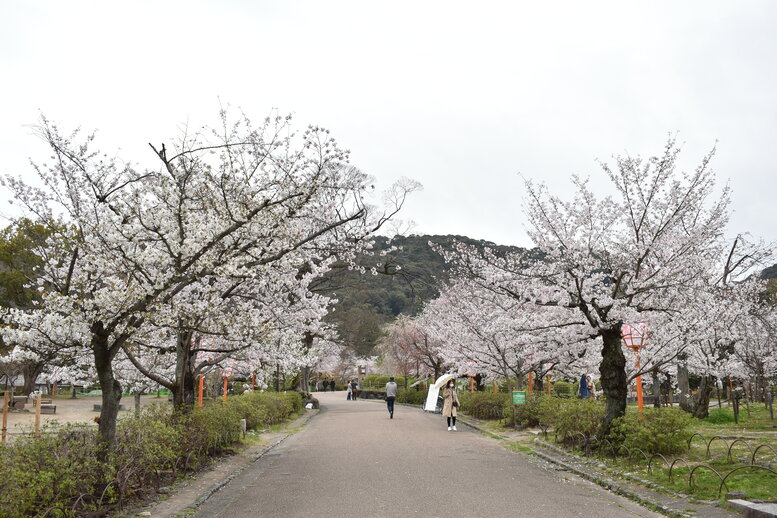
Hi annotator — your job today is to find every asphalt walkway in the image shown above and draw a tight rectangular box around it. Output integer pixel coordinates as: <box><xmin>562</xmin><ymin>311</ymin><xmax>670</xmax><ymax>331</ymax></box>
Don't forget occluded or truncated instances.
<box><xmin>194</xmin><ymin>391</ymin><xmax>662</xmax><ymax>517</ymax></box>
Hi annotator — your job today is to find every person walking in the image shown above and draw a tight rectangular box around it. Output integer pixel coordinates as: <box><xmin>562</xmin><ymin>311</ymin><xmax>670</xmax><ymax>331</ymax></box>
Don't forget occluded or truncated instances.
<box><xmin>330</xmin><ymin>378</ymin><xmax>337</xmax><ymax>391</ymax></box>
<box><xmin>322</xmin><ymin>379</ymin><xmax>330</xmax><ymax>392</ymax></box>
<box><xmin>350</xmin><ymin>379</ymin><xmax>358</xmax><ymax>401</ymax></box>
<box><xmin>442</xmin><ymin>379</ymin><xmax>460</xmax><ymax>431</ymax></box>
<box><xmin>385</xmin><ymin>376</ymin><xmax>398</xmax><ymax>419</ymax></box>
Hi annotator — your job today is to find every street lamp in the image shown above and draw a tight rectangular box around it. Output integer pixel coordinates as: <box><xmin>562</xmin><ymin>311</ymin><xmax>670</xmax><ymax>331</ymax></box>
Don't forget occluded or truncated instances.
<box><xmin>622</xmin><ymin>323</ymin><xmax>648</xmax><ymax>412</ymax></box>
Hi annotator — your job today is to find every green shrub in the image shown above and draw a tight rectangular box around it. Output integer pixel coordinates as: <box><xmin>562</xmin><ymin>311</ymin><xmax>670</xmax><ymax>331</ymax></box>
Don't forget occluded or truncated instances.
<box><xmin>507</xmin><ymin>394</ymin><xmax>562</xmax><ymax>428</ymax></box>
<box><xmin>0</xmin><ymin>391</ymin><xmax>304</xmax><ymax>517</ymax></box>
<box><xmin>396</xmin><ymin>388</ymin><xmax>426</xmax><ymax>405</ymax></box>
<box><xmin>0</xmin><ymin>424</ymin><xmax>107</xmax><ymax>516</ymax></box>
<box><xmin>609</xmin><ymin>406</ymin><xmax>693</xmax><ymax>455</ymax></box>
<box><xmin>553</xmin><ymin>398</ymin><xmax>605</xmax><ymax>442</ymax></box>
<box><xmin>458</xmin><ymin>392</ymin><xmax>510</xmax><ymax>420</ymax></box>
<box><xmin>114</xmin><ymin>415</ymin><xmax>182</xmax><ymax>493</ymax></box>
<box><xmin>362</xmin><ymin>374</ymin><xmax>390</xmax><ymax>388</ymax></box>
<box><xmin>705</xmin><ymin>408</ymin><xmax>735</xmax><ymax>424</ymax></box>
<box><xmin>552</xmin><ymin>381</ymin><xmax>576</xmax><ymax>398</ymax></box>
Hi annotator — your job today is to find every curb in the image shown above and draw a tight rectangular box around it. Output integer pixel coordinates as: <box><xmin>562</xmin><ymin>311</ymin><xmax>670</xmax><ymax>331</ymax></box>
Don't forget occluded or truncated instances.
<box><xmin>455</xmin><ymin>416</ymin><xmax>691</xmax><ymax>518</ymax></box>
<box><xmin>455</xmin><ymin>415</ymin><xmax>508</xmax><ymax>439</ymax></box>
<box><xmin>183</xmin><ymin>409</ymin><xmax>319</xmax><ymax>515</ymax></box>
<box><xmin>529</xmin><ymin>444</ymin><xmax>690</xmax><ymax>518</ymax></box>
<box><xmin>533</xmin><ymin>439</ymin><xmax>723</xmax><ymax>508</ymax></box>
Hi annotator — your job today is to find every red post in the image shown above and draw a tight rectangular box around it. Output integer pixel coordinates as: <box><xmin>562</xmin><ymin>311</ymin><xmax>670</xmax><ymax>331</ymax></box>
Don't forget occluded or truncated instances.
<box><xmin>469</xmin><ymin>376</ymin><xmax>474</xmax><ymax>392</ymax></box>
<box><xmin>223</xmin><ymin>377</ymin><xmax>228</xmax><ymax>403</ymax></box>
<box><xmin>635</xmin><ymin>351</ymin><xmax>644</xmax><ymax>413</ymax></box>
<box><xmin>546</xmin><ymin>375</ymin><xmax>551</xmax><ymax>396</ymax></box>
<box><xmin>52</xmin><ymin>381</ymin><xmax>56</xmax><ymax>397</ymax></box>
<box><xmin>198</xmin><ymin>374</ymin><xmax>204</xmax><ymax>407</ymax></box>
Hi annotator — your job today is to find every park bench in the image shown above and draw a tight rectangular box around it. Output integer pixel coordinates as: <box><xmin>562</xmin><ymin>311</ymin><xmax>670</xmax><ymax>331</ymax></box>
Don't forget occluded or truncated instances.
<box><xmin>40</xmin><ymin>404</ymin><xmax>56</xmax><ymax>414</ymax></box>
<box><xmin>11</xmin><ymin>396</ymin><xmax>28</xmax><ymax>410</ymax></box>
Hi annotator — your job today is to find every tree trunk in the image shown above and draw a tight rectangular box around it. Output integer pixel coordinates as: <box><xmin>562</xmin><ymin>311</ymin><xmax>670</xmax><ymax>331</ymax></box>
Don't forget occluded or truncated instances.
<box><xmin>677</xmin><ymin>361</ymin><xmax>690</xmax><ymax>410</ymax></box>
<box><xmin>299</xmin><ymin>366</ymin><xmax>311</xmax><ymax>394</ymax></box>
<box><xmin>652</xmin><ymin>368</ymin><xmax>661</xmax><ymax>408</ymax></box>
<box><xmin>22</xmin><ymin>361</ymin><xmax>44</xmax><ymax>394</ymax></box>
<box><xmin>533</xmin><ymin>370</ymin><xmax>543</xmax><ymax>392</ymax></box>
<box><xmin>297</xmin><ymin>332</ymin><xmax>315</xmax><ymax>394</ymax></box>
<box><xmin>173</xmin><ymin>329</ymin><xmax>196</xmax><ymax>410</ymax></box>
<box><xmin>681</xmin><ymin>374</ymin><xmax>714</xmax><ymax>418</ymax></box>
<box><xmin>134</xmin><ymin>392</ymin><xmax>142</xmax><ymax>417</ymax></box>
<box><xmin>93</xmin><ymin>331</ymin><xmax>122</xmax><ymax>456</ymax></box>
<box><xmin>598</xmin><ymin>327</ymin><xmax>628</xmax><ymax>435</ymax></box>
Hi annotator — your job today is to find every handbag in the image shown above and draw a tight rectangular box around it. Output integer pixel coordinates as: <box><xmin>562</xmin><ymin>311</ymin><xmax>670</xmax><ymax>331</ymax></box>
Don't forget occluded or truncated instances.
<box><xmin>452</xmin><ymin>400</ymin><xmax>459</xmax><ymax>408</ymax></box>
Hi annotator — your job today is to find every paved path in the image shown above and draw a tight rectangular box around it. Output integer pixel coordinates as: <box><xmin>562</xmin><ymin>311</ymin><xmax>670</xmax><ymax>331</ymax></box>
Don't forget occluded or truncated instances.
<box><xmin>195</xmin><ymin>391</ymin><xmax>661</xmax><ymax>517</ymax></box>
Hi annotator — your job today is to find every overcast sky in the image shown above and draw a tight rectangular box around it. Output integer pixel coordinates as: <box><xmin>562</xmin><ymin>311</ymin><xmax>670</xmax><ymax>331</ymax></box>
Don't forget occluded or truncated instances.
<box><xmin>1</xmin><ymin>1</ymin><xmax>775</xmax><ymax>248</ymax></box>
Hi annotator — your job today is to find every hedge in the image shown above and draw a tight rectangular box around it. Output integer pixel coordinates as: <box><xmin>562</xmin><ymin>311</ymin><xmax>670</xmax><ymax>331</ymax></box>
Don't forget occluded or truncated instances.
<box><xmin>0</xmin><ymin>391</ymin><xmax>302</xmax><ymax>517</ymax></box>
<box><xmin>609</xmin><ymin>406</ymin><xmax>693</xmax><ymax>455</ymax></box>
<box><xmin>458</xmin><ymin>392</ymin><xmax>510</xmax><ymax>420</ymax></box>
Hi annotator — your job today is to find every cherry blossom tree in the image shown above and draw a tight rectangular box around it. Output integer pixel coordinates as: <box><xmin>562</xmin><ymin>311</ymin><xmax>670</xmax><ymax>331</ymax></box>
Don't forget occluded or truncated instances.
<box><xmin>0</xmin><ymin>111</ymin><xmax>416</xmax><ymax>449</ymax></box>
<box><xmin>378</xmin><ymin>314</ymin><xmax>447</xmax><ymax>382</ymax></box>
<box><xmin>420</xmin><ymin>278</ymin><xmax>590</xmax><ymax>390</ymax></box>
<box><xmin>438</xmin><ymin>139</ymin><xmax>769</xmax><ymax>432</ymax></box>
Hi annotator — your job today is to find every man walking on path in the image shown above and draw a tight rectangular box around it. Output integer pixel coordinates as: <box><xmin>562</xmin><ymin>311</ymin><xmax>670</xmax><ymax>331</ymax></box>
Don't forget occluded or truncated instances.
<box><xmin>385</xmin><ymin>376</ymin><xmax>398</xmax><ymax>419</ymax></box>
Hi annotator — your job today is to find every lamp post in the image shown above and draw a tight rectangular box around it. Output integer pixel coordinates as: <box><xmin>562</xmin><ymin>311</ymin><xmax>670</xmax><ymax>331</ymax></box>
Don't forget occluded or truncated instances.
<box><xmin>622</xmin><ymin>323</ymin><xmax>648</xmax><ymax>412</ymax></box>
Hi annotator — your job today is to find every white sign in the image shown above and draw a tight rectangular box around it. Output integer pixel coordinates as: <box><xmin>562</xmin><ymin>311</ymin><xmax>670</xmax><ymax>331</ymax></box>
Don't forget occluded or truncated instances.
<box><xmin>424</xmin><ymin>373</ymin><xmax>456</xmax><ymax>412</ymax></box>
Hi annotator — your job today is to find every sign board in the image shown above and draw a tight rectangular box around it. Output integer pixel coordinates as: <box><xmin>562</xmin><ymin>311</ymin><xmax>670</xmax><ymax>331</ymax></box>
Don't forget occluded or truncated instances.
<box><xmin>424</xmin><ymin>373</ymin><xmax>456</xmax><ymax>412</ymax></box>
<box><xmin>512</xmin><ymin>391</ymin><xmax>526</xmax><ymax>405</ymax></box>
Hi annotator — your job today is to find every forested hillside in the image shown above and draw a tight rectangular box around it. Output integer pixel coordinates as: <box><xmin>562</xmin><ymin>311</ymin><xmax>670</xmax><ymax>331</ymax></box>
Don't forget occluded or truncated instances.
<box><xmin>327</xmin><ymin>240</ymin><xmax>777</xmax><ymax>356</ymax></box>
<box><xmin>324</xmin><ymin>234</ymin><xmax>524</xmax><ymax>355</ymax></box>
<box><xmin>761</xmin><ymin>263</ymin><xmax>777</xmax><ymax>279</ymax></box>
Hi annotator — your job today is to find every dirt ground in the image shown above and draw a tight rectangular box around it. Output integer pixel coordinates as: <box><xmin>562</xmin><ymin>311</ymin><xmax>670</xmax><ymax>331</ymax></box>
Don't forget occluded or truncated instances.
<box><xmin>2</xmin><ymin>393</ymin><xmax>171</xmax><ymax>440</ymax></box>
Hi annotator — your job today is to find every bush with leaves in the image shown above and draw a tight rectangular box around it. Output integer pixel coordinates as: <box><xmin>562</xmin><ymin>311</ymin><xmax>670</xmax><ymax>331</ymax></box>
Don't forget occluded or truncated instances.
<box><xmin>505</xmin><ymin>394</ymin><xmax>563</xmax><ymax>428</ymax></box>
<box><xmin>458</xmin><ymin>392</ymin><xmax>510</xmax><ymax>420</ymax></box>
<box><xmin>609</xmin><ymin>406</ymin><xmax>693</xmax><ymax>455</ymax></box>
<box><xmin>705</xmin><ymin>408</ymin><xmax>735</xmax><ymax>424</ymax></box>
<box><xmin>396</xmin><ymin>388</ymin><xmax>427</xmax><ymax>405</ymax></box>
<box><xmin>552</xmin><ymin>381</ymin><xmax>576</xmax><ymax>398</ymax></box>
<box><xmin>0</xmin><ymin>423</ymin><xmax>107</xmax><ymax>517</ymax></box>
<box><xmin>0</xmin><ymin>391</ymin><xmax>304</xmax><ymax>517</ymax></box>
<box><xmin>553</xmin><ymin>398</ymin><xmax>605</xmax><ymax>444</ymax></box>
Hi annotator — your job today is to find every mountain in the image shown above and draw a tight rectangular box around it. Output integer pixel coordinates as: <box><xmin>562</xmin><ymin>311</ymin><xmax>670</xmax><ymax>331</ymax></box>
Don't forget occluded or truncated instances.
<box><xmin>760</xmin><ymin>263</ymin><xmax>777</xmax><ymax>280</ymax></box>
<box><xmin>323</xmin><ymin>234</ymin><xmax>524</xmax><ymax>355</ymax></box>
